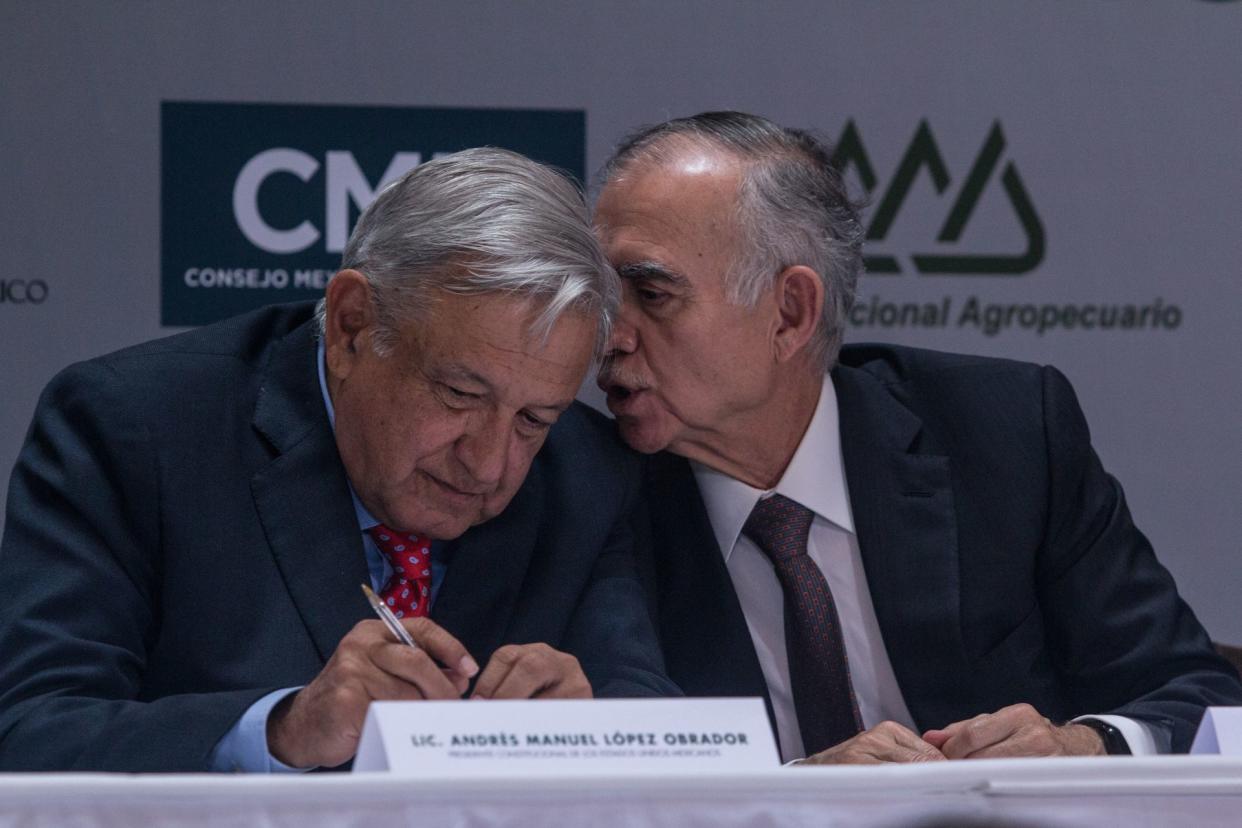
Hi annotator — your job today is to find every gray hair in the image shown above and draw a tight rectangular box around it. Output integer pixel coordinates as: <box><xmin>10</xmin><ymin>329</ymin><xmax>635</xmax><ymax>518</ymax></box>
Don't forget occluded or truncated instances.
<box><xmin>316</xmin><ymin>146</ymin><xmax>617</xmax><ymax>360</ymax></box>
<box><xmin>599</xmin><ymin>111</ymin><xmax>864</xmax><ymax>370</ymax></box>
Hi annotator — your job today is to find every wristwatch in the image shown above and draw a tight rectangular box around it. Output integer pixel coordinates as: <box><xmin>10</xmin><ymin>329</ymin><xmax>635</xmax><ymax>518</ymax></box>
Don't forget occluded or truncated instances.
<box><xmin>1076</xmin><ymin>718</ymin><xmax>1133</xmax><ymax>755</ymax></box>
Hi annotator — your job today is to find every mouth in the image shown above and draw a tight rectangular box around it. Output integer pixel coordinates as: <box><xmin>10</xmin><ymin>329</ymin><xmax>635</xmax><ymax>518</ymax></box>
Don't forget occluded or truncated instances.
<box><xmin>426</xmin><ymin>473</ymin><xmax>489</xmax><ymax>501</ymax></box>
<box><xmin>602</xmin><ymin>381</ymin><xmax>649</xmax><ymax>410</ymax></box>
<box><xmin>597</xmin><ymin>369</ymin><xmax>650</xmax><ymax>409</ymax></box>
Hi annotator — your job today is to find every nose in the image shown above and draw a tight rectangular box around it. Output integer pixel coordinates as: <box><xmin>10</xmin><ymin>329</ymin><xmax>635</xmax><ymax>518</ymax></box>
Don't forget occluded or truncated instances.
<box><xmin>455</xmin><ymin>411</ymin><xmax>509</xmax><ymax>489</ymax></box>
<box><xmin>607</xmin><ymin>310</ymin><xmax>639</xmax><ymax>357</ymax></box>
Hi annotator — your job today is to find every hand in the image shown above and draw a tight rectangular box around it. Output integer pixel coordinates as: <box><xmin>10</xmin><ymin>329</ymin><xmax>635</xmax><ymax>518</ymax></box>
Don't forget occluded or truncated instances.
<box><xmin>798</xmin><ymin>721</ymin><xmax>946</xmax><ymax>765</ymax></box>
<box><xmin>268</xmin><ymin>618</ymin><xmax>479</xmax><ymax>768</ymax></box>
<box><xmin>471</xmin><ymin>643</ymin><xmax>593</xmax><ymax>700</ymax></box>
<box><xmin>922</xmin><ymin>703</ymin><xmax>1106</xmax><ymax>759</ymax></box>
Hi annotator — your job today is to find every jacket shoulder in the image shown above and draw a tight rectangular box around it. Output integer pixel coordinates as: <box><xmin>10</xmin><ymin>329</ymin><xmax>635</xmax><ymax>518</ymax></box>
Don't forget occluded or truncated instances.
<box><xmin>30</xmin><ymin>303</ymin><xmax>317</xmax><ymax>444</ymax></box>
<box><xmin>838</xmin><ymin>342</ymin><xmax>1043</xmax><ymax>386</ymax></box>
<box><xmin>835</xmin><ymin>343</ymin><xmax>1066</xmax><ymax>456</ymax></box>
<box><xmin>90</xmin><ymin>302</ymin><xmax>316</xmax><ymax>374</ymax></box>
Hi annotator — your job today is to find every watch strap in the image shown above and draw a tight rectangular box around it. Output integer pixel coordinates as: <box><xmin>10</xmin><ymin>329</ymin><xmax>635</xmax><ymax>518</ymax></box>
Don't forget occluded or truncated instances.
<box><xmin>1076</xmin><ymin>717</ymin><xmax>1133</xmax><ymax>755</ymax></box>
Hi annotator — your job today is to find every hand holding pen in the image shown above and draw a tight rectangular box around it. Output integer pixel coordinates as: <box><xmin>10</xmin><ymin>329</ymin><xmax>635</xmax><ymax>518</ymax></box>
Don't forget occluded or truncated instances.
<box><xmin>265</xmin><ymin>589</ymin><xmax>480</xmax><ymax>769</ymax></box>
<box><xmin>362</xmin><ymin>583</ymin><xmax>592</xmax><ymax>703</ymax></box>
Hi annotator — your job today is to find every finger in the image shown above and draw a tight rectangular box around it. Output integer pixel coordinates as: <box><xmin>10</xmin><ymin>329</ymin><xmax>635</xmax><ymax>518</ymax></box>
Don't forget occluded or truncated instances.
<box><xmin>533</xmin><ymin>670</ymin><xmax>592</xmax><ymax>699</ymax></box>
<box><xmin>471</xmin><ymin>646</ymin><xmax>523</xmax><ymax>699</ymax></box>
<box><xmin>946</xmin><ymin>705</ymin><xmax>1050</xmax><ymax>759</ymax></box>
<box><xmin>528</xmin><ymin>651</ymin><xmax>590</xmax><ymax>699</ymax></box>
<box><xmin>370</xmin><ymin>641</ymin><xmax>461</xmax><ymax>700</ymax></box>
<box><xmin>441</xmin><ymin>667</ymin><xmax>472</xmax><ymax>695</ymax></box>
<box><xmin>809</xmin><ymin>725</ymin><xmax>939</xmax><ymax>765</ymax></box>
<box><xmin>499</xmin><ymin>647</ymin><xmax>590</xmax><ymax>699</ymax></box>
<box><xmin>900</xmin><ymin>742</ymin><xmax>947</xmax><ymax>762</ymax></box>
<box><xmin>964</xmin><ymin>721</ymin><xmax>1073</xmax><ymax>759</ymax></box>
<box><xmin>478</xmin><ymin>646</ymin><xmax>557</xmax><ymax>699</ymax></box>
<box><xmin>401</xmin><ymin>617</ymin><xmax>479</xmax><ymax>680</ymax></box>
<box><xmin>940</xmin><ymin>713</ymin><xmax>1020</xmax><ymax>759</ymax></box>
<box><xmin>872</xmin><ymin>722</ymin><xmax>946</xmax><ymax>762</ymax></box>
<box><xmin>929</xmin><ymin>714</ymin><xmax>985</xmax><ymax>759</ymax></box>
<box><xmin>489</xmin><ymin>658</ymin><xmax>554</xmax><ymax>699</ymax></box>
<box><xmin>474</xmin><ymin>644</ymin><xmax>570</xmax><ymax>700</ymax></box>
<box><xmin>801</xmin><ymin>749</ymin><xmax>886</xmax><ymax>766</ymax></box>
<box><xmin>964</xmin><ymin>737</ymin><xmax>1032</xmax><ymax>760</ymax></box>
<box><xmin>334</xmin><ymin>622</ymin><xmax>451</xmax><ymax>698</ymax></box>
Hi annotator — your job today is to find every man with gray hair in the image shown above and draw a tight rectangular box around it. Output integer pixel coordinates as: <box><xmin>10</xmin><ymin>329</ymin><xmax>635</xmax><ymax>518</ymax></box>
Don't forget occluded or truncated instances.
<box><xmin>594</xmin><ymin>111</ymin><xmax>1241</xmax><ymax>764</ymax></box>
<box><xmin>0</xmin><ymin>147</ymin><xmax>676</xmax><ymax>772</ymax></box>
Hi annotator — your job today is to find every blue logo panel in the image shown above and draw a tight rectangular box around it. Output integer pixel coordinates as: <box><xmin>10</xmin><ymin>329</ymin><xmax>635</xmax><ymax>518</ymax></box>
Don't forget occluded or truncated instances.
<box><xmin>161</xmin><ymin>102</ymin><xmax>586</xmax><ymax>326</ymax></box>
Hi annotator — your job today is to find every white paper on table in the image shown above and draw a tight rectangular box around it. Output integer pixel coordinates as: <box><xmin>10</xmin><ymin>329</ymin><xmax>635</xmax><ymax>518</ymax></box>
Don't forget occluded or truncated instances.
<box><xmin>353</xmin><ymin>697</ymin><xmax>779</xmax><ymax>776</ymax></box>
<box><xmin>1190</xmin><ymin>707</ymin><xmax>1242</xmax><ymax>755</ymax></box>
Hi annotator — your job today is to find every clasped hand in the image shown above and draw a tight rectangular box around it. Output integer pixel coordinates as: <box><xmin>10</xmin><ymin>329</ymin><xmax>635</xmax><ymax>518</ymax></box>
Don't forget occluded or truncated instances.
<box><xmin>800</xmin><ymin>704</ymin><xmax>1105</xmax><ymax>765</ymax></box>
<box><xmin>268</xmin><ymin>618</ymin><xmax>591</xmax><ymax>768</ymax></box>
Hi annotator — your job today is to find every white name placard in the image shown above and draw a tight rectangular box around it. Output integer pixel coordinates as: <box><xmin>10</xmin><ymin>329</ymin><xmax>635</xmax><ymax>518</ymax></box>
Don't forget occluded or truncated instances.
<box><xmin>353</xmin><ymin>697</ymin><xmax>779</xmax><ymax>775</ymax></box>
<box><xmin>1191</xmin><ymin>707</ymin><xmax>1242</xmax><ymax>755</ymax></box>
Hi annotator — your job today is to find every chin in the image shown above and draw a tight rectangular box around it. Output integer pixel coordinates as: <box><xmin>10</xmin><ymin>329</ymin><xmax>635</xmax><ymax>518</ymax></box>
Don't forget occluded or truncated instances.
<box><xmin>418</xmin><ymin>514</ymin><xmax>475</xmax><ymax>541</ymax></box>
<box><xmin>388</xmin><ymin>502</ymin><xmax>473</xmax><ymax>541</ymax></box>
<box><xmin>617</xmin><ymin>416</ymin><xmax>673</xmax><ymax>455</ymax></box>
<box><xmin>429</xmin><ymin>497</ymin><xmax>514</xmax><ymax>538</ymax></box>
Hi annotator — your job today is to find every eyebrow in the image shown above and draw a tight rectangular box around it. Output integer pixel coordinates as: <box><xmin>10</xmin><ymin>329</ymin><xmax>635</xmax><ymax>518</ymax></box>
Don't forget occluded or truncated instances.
<box><xmin>437</xmin><ymin>365</ymin><xmax>491</xmax><ymax>388</ymax></box>
<box><xmin>437</xmin><ymin>365</ymin><xmax>573</xmax><ymax>415</ymax></box>
<box><xmin>617</xmin><ymin>261</ymin><xmax>689</xmax><ymax>288</ymax></box>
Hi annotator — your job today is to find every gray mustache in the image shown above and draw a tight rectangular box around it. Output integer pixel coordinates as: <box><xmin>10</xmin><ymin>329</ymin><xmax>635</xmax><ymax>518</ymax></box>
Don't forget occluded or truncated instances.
<box><xmin>597</xmin><ymin>359</ymin><xmax>649</xmax><ymax>390</ymax></box>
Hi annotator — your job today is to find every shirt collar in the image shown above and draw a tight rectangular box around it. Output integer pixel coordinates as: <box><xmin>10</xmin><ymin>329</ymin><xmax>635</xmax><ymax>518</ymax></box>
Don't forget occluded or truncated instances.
<box><xmin>691</xmin><ymin>375</ymin><xmax>854</xmax><ymax>562</ymax></box>
<box><xmin>317</xmin><ymin>340</ymin><xmax>381</xmax><ymax>532</ymax></box>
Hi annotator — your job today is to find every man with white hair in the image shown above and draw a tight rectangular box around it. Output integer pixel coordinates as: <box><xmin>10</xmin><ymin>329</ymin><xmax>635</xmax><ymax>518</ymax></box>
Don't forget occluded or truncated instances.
<box><xmin>0</xmin><ymin>147</ymin><xmax>676</xmax><ymax>772</ymax></box>
<box><xmin>594</xmin><ymin>111</ymin><xmax>1242</xmax><ymax>764</ymax></box>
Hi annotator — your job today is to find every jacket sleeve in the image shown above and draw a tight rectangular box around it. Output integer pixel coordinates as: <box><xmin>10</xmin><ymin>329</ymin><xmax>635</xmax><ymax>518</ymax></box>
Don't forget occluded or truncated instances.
<box><xmin>1035</xmin><ymin>365</ymin><xmax>1242</xmax><ymax>751</ymax></box>
<box><xmin>0</xmin><ymin>360</ymin><xmax>270</xmax><ymax>771</ymax></box>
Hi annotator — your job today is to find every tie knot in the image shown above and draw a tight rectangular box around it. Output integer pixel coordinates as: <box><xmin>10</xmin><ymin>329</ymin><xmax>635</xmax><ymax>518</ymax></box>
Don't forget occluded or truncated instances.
<box><xmin>742</xmin><ymin>494</ymin><xmax>814</xmax><ymax>564</ymax></box>
<box><xmin>368</xmin><ymin>524</ymin><xmax>432</xmax><ymax>581</ymax></box>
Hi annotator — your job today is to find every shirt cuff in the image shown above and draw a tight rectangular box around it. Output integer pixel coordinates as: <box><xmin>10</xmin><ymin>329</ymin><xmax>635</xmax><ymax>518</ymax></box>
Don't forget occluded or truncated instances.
<box><xmin>208</xmin><ymin>687</ymin><xmax>310</xmax><ymax>772</ymax></box>
<box><xmin>1072</xmin><ymin>714</ymin><xmax>1167</xmax><ymax>755</ymax></box>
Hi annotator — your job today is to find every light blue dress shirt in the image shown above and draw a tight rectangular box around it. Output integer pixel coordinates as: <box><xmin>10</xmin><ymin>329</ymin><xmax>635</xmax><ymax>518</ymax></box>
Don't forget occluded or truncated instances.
<box><xmin>208</xmin><ymin>341</ymin><xmax>446</xmax><ymax>772</ymax></box>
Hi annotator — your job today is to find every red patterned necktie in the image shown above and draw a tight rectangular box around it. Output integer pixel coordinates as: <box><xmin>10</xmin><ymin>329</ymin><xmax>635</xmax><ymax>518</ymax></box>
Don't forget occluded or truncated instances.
<box><xmin>743</xmin><ymin>493</ymin><xmax>863</xmax><ymax>755</ymax></box>
<box><xmin>368</xmin><ymin>524</ymin><xmax>433</xmax><ymax>619</ymax></box>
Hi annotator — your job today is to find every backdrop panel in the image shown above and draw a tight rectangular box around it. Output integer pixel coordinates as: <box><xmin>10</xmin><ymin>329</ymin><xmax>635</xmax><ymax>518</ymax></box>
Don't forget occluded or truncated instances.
<box><xmin>2</xmin><ymin>1</ymin><xmax>1239</xmax><ymax>640</ymax></box>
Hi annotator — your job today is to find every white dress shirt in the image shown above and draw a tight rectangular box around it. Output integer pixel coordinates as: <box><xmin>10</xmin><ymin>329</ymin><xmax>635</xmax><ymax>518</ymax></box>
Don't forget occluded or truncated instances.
<box><xmin>691</xmin><ymin>377</ymin><xmax>1158</xmax><ymax>761</ymax></box>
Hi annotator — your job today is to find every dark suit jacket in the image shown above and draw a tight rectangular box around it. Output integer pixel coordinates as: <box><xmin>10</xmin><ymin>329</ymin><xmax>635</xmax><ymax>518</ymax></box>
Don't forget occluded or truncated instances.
<box><xmin>0</xmin><ymin>302</ymin><xmax>676</xmax><ymax>771</ymax></box>
<box><xmin>640</xmin><ymin>344</ymin><xmax>1242</xmax><ymax>753</ymax></box>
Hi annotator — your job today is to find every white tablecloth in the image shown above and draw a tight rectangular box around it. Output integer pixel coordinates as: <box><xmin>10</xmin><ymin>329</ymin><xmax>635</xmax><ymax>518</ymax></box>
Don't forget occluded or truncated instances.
<box><xmin>2</xmin><ymin>756</ymin><xmax>1240</xmax><ymax>827</ymax></box>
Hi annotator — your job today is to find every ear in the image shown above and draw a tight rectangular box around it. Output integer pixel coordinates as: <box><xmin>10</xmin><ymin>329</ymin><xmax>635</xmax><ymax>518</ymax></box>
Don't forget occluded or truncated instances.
<box><xmin>323</xmin><ymin>269</ymin><xmax>375</xmax><ymax>381</ymax></box>
<box><xmin>771</xmin><ymin>265</ymin><xmax>824</xmax><ymax>364</ymax></box>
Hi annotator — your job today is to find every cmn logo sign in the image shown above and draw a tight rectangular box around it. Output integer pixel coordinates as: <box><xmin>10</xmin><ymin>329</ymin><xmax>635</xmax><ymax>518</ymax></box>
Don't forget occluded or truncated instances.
<box><xmin>232</xmin><ymin>148</ymin><xmax>431</xmax><ymax>255</ymax></box>
<box><xmin>161</xmin><ymin>102</ymin><xmax>585</xmax><ymax>326</ymax></box>
<box><xmin>831</xmin><ymin>120</ymin><xmax>1044</xmax><ymax>276</ymax></box>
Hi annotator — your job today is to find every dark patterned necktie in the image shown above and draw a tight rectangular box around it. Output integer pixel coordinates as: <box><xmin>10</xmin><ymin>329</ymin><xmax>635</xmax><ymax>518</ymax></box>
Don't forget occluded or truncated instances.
<box><xmin>368</xmin><ymin>524</ymin><xmax>433</xmax><ymax>619</ymax></box>
<box><xmin>743</xmin><ymin>493</ymin><xmax>862</xmax><ymax>755</ymax></box>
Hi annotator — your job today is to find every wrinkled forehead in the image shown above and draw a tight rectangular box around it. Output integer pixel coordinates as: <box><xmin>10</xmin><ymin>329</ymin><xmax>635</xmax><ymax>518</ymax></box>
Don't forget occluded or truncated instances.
<box><xmin>595</xmin><ymin>165</ymin><xmax>745</xmax><ymax>278</ymax></box>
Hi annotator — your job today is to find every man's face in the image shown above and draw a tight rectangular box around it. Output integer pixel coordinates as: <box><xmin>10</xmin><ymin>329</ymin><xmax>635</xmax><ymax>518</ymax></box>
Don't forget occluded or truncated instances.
<box><xmin>327</xmin><ymin>287</ymin><xmax>594</xmax><ymax>539</ymax></box>
<box><xmin>595</xmin><ymin>150</ymin><xmax>777</xmax><ymax>456</ymax></box>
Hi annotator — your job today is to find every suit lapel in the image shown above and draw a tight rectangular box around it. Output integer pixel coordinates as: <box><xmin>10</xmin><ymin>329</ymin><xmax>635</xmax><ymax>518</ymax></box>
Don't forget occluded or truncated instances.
<box><xmin>646</xmin><ymin>454</ymin><xmax>770</xmax><ymax>704</ymax></box>
<box><xmin>432</xmin><ymin>463</ymin><xmax>543</xmax><ymax>664</ymax></box>
<box><xmin>834</xmin><ymin>365</ymin><xmax>968</xmax><ymax>729</ymax></box>
<box><xmin>250</xmin><ymin>322</ymin><xmax>371</xmax><ymax>664</ymax></box>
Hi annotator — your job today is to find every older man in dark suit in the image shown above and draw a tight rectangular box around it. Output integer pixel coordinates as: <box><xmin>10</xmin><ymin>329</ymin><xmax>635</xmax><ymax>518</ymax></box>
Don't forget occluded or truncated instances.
<box><xmin>593</xmin><ymin>112</ymin><xmax>1242</xmax><ymax>764</ymax></box>
<box><xmin>0</xmin><ymin>148</ymin><xmax>675</xmax><ymax>772</ymax></box>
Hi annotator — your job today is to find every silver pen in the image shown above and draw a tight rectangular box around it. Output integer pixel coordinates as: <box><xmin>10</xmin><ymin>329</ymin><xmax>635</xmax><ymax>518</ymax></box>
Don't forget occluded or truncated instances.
<box><xmin>361</xmin><ymin>583</ymin><xmax>421</xmax><ymax>650</ymax></box>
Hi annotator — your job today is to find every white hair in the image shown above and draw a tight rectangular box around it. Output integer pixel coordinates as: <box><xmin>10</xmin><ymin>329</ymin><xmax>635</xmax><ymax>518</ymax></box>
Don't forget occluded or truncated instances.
<box><xmin>316</xmin><ymin>147</ymin><xmax>617</xmax><ymax>360</ymax></box>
